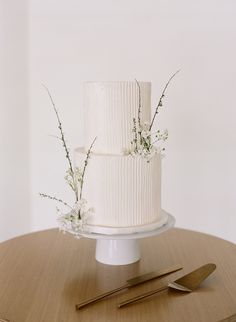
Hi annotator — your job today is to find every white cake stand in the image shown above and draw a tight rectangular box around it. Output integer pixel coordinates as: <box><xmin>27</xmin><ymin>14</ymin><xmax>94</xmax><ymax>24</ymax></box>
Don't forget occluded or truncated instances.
<box><xmin>77</xmin><ymin>211</ymin><xmax>175</xmax><ymax>266</ymax></box>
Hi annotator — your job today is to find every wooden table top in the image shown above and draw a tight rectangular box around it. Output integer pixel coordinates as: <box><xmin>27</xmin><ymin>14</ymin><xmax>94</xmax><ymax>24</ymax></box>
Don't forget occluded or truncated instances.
<box><xmin>0</xmin><ymin>228</ymin><xmax>236</xmax><ymax>322</ymax></box>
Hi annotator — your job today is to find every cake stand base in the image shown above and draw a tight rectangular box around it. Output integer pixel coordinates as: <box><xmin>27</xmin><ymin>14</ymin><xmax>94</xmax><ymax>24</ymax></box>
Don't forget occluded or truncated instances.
<box><xmin>95</xmin><ymin>239</ymin><xmax>140</xmax><ymax>265</ymax></box>
<box><xmin>78</xmin><ymin>211</ymin><xmax>175</xmax><ymax>266</ymax></box>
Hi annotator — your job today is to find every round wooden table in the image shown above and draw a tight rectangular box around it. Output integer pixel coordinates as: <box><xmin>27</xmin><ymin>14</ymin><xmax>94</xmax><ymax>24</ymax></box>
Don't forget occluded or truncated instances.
<box><xmin>0</xmin><ymin>228</ymin><xmax>235</xmax><ymax>322</ymax></box>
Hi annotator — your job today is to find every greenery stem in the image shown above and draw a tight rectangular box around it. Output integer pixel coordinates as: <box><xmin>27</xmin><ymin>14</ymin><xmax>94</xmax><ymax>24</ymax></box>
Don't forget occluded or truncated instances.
<box><xmin>79</xmin><ymin>137</ymin><xmax>97</xmax><ymax>200</ymax></box>
<box><xmin>135</xmin><ymin>79</ymin><xmax>142</xmax><ymax>128</ymax></box>
<box><xmin>42</xmin><ymin>84</ymin><xmax>78</xmax><ymax>201</ymax></box>
<box><xmin>132</xmin><ymin>118</ymin><xmax>138</xmax><ymax>151</ymax></box>
<box><xmin>39</xmin><ymin>193</ymin><xmax>73</xmax><ymax>210</ymax></box>
<box><xmin>149</xmin><ymin>70</ymin><xmax>180</xmax><ymax>131</ymax></box>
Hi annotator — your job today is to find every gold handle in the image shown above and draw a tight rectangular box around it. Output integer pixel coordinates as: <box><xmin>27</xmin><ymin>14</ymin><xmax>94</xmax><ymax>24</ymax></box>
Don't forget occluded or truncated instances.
<box><xmin>218</xmin><ymin>313</ymin><xmax>236</xmax><ymax>322</ymax></box>
<box><xmin>118</xmin><ymin>285</ymin><xmax>169</xmax><ymax>308</ymax></box>
<box><xmin>75</xmin><ymin>263</ymin><xmax>182</xmax><ymax>310</ymax></box>
<box><xmin>75</xmin><ymin>284</ymin><xmax>129</xmax><ymax>310</ymax></box>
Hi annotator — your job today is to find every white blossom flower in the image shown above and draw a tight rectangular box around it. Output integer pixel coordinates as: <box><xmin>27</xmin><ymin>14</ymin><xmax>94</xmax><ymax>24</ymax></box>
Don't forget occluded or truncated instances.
<box><xmin>57</xmin><ymin>199</ymin><xmax>94</xmax><ymax>237</ymax></box>
<box><xmin>141</xmin><ymin>130</ymin><xmax>151</xmax><ymax>139</ymax></box>
<box><xmin>156</xmin><ymin>129</ymin><xmax>168</xmax><ymax>141</ymax></box>
<box><xmin>162</xmin><ymin>129</ymin><xmax>168</xmax><ymax>141</ymax></box>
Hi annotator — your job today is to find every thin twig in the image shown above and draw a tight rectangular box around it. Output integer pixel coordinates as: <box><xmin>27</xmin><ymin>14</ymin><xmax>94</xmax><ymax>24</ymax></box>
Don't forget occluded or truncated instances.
<box><xmin>42</xmin><ymin>84</ymin><xmax>78</xmax><ymax>201</ymax></box>
<box><xmin>79</xmin><ymin>137</ymin><xmax>97</xmax><ymax>199</ymax></box>
<box><xmin>42</xmin><ymin>84</ymin><xmax>74</xmax><ymax>176</ymax></box>
<box><xmin>135</xmin><ymin>79</ymin><xmax>142</xmax><ymax>128</ymax></box>
<box><xmin>149</xmin><ymin>70</ymin><xmax>180</xmax><ymax>131</ymax></box>
<box><xmin>39</xmin><ymin>193</ymin><xmax>73</xmax><ymax>210</ymax></box>
<box><xmin>132</xmin><ymin>118</ymin><xmax>138</xmax><ymax>151</ymax></box>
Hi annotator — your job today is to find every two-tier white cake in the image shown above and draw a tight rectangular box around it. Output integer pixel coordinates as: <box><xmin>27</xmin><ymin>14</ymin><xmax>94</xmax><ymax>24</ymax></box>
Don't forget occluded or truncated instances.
<box><xmin>75</xmin><ymin>81</ymin><xmax>168</xmax><ymax>234</ymax></box>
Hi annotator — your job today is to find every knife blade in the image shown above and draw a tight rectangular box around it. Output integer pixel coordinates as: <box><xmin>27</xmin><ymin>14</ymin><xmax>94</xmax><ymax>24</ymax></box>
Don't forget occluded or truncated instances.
<box><xmin>75</xmin><ymin>263</ymin><xmax>182</xmax><ymax>310</ymax></box>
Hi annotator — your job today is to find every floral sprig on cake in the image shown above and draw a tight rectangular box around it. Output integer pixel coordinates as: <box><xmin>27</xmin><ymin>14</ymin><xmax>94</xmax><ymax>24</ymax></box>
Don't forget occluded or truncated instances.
<box><xmin>127</xmin><ymin>71</ymin><xmax>180</xmax><ymax>160</ymax></box>
<box><xmin>40</xmin><ymin>85</ymin><xmax>96</xmax><ymax>236</ymax></box>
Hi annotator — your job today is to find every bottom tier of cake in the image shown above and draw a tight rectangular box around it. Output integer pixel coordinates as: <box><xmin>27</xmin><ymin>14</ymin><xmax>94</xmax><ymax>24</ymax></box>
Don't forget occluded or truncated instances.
<box><xmin>75</xmin><ymin>148</ymin><xmax>168</xmax><ymax>234</ymax></box>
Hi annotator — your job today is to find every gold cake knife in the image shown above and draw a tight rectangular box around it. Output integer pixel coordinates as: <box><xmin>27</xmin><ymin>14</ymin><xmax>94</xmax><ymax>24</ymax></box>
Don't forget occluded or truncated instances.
<box><xmin>75</xmin><ymin>263</ymin><xmax>182</xmax><ymax>310</ymax></box>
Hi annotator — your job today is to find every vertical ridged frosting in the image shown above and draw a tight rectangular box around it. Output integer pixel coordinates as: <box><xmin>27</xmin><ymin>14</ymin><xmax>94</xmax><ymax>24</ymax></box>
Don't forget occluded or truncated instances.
<box><xmin>75</xmin><ymin>148</ymin><xmax>162</xmax><ymax>230</ymax></box>
<box><xmin>84</xmin><ymin>82</ymin><xmax>151</xmax><ymax>154</ymax></box>
<box><xmin>74</xmin><ymin>81</ymin><xmax>167</xmax><ymax>234</ymax></box>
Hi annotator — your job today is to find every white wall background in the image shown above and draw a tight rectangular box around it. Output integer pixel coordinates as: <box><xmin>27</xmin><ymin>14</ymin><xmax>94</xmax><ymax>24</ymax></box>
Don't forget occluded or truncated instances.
<box><xmin>1</xmin><ymin>0</ymin><xmax>236</xmax><ymax>242</ymax></box>
<box><xmin>0</xmin><ymin>0</ymin><xmax>30</xmax><ymax>242</ymax></box>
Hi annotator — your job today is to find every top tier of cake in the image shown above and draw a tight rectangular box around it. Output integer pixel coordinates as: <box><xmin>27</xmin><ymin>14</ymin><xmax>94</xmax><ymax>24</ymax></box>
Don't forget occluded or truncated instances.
<box><xmin>84</xmin><ymin>81</ymin><xmax>151</xmax><ymax>154</ymax></box>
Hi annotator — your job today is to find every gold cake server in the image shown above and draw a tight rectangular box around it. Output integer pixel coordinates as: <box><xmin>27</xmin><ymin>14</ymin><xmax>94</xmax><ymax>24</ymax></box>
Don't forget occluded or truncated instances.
<box><xmin>75</xmin><ymin>263</ymin><xmax>182</xmax><ymax>310</ymax></box>
<box><xmin>118</xmin><ymin>263</ymin><xmax>216</xmax><ymax>308</ymax></box>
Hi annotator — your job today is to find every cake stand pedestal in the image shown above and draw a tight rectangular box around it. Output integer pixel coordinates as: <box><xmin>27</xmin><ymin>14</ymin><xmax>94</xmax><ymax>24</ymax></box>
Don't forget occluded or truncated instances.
<box><xmin>78</xmin><ymin>211</ymin><xmax>175</xmax><ymax>266</ymax></box>
<box><xmin>95</xmin><ymin>239</ymin><xmax>140</xmax><ymax>265</ymax></box>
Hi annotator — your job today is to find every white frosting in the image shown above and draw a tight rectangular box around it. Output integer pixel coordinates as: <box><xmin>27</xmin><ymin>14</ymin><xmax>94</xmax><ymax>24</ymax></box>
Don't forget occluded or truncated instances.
<box><xmin>84</xmin><ymin>211</ymin><xmax>168</xmax><ymax>235</ymax></box>
<box><xmin>74</xmin><ymin>81</ymin><xmax>168</xmax><ymax>235</ymax></box>
<box><xmin>75</xmin><ymin>148</ymin><xmax>163</xmax><ymax>233</ymax></box>
<box><xmin>84</xmin><ymin>81</ymin><xmax>151</xmax><ymax>154</ymax></box>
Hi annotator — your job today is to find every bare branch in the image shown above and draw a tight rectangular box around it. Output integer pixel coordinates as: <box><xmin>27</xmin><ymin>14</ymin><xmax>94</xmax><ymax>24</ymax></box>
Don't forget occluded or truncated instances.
<box><xmin>149</xmin><ymin>70</ymin><xmax>180</xmax><ymax>131</ymax></box>
<box><xmin>80</xmin><ymin>137</ymin><xmax>97</xmax><ymax>199</ymax></box>
<box><xmin>39</xmin><ymin>193</ymin><xmax>73</xmax><ymax>210</ymax></box>
<box><xmin>135</xmin><ymin>79</ymin><xmax>142</xmax><ymax>128</ymax></box>
<box><xmin>42</xmin><ymin>84</ymin><xmax>74</xmax><ymax>176</ymax></box>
